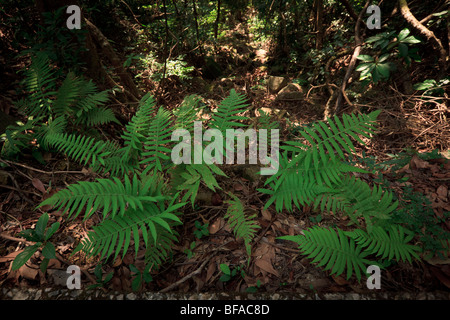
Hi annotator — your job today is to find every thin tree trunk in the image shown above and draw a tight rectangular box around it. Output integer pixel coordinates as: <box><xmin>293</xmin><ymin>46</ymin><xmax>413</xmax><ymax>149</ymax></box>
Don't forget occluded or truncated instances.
<box><xmin>214</xmin><ymin>0</ymin><xmax>221</xmax><ymax>39</ymax></box>
<box><xmin>315</xmin><ymin>0</ymin><xmax>324</xmax><ymax>50</ymax></box>
<box><xmin>85</xmin><ymin>18</ymin><xmax>141</xmax><ymax>101</ymax></box>
<box><xmin>332</xmin><ymin>0</ymin><xmax>370</xmax><ymax>117</ymax></box>
<box><xmin>398</xmin><ymin>0</ymin><xmax>448</xmax><ymax>77</ymax></box>
<box><xmin>337</xmin><ymin>0</ymin><xmax>358</xmax><ymax>21</ymax></box>
<box><xmin>192</xmin><ymin>0</ymin><xmax>200</xmax><ymax>47</ymax></box>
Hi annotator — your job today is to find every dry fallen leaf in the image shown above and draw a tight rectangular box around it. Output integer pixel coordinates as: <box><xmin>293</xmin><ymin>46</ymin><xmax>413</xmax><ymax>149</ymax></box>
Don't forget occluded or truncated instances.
<box><xmin>254</xmin><ymin>257</ymin><xmax>279</xmax><ymax>277</ymax></box>
<box><xmin>410</xmin><ymin>155</ymin><xmax>429</xmax><ymax>169</ymax></box>
<box><xmin>0</xmin><ymin>251</ymin><xmax>21</xmax><ymax>263</ymax></box>
<box><xmin>261</xmin><ymin>209</ymin><xmax>272</xmax><ymax>221</ymax></box>
<box><xmin>31</xmin><ymin>178</ymin><xmax>46</xmax><ymax>194</ymax></box>
<box><xmin>436</xmin><ymin>185</ymin><xmax>448</xmax><ymax>201</ymax></box>
<box><xmin>209</xmin><ymin>218</ymin><xmax>224</xmax><ymax>234</ymax></box>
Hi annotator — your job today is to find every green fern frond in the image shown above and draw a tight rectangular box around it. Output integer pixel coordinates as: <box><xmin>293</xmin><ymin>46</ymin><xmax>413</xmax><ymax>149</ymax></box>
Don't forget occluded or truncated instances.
<box><xmin>18</xmin><ymin>53</ymin><xmax>57</xmax><ymax>118</ymax></box>
<box><xmin>280</xmin><ymin>227</ymin><xmax>373</xmax><ymax>281</ymax></box>
<box><xmin>52</xmin><ymin>72</ymin><xmax>84</xmax><ymax>116</ymax></box>
<box><xmin>140</xmin><ymin>107</ymin><xmax>174</xmax><ymax>173</ymax></box>
<box><xmin>256</xmin><ymin>108</ymin><xmax>279</xmax><ymax>130</ymax></box>
<box><xmin>74</xmin><ymin>90</ymin><xmax>110</xmax><ymax>116</ymax></box>
<box><xmin>210</xmin><ymin>89</ymin><xmax>249</xmax><ymax>133</ymax></box>
<box><xmin>283</xmin><ymin>110</ymin><xmax>381</xmax><ymax>172</ymax></box>
<box><xmin>121</xmin><ymin>93</ymin><xmax>156</xmax><ymax>158</ymax></box>
<box><xmin>346</xmin><ymin>225</ymin><xmax>421</xmax><ymax>263</ymax></box>
<box><xmin>172</xmin><ymin>163</ymin><xmax>226</xmax><ymax>205</ymax></box>
<box><xmin>73</xmin><ymin>202</ymin><xmax>182</xmax><ymax>262</ymax></box>
<box><xmin>225</xmin><ymin>193</ymin><xmax>260</xmax><ymax>256</ymax></box>
<box><xmin>38</xmin><ymin>174</ymin><xmax>168</xmax><ymax>220</ymax></box>
<box><xmin>328</xmin><ymin>176</ymin><xmax>398</xmax><ymax>230</ymax></box>
<box><xmin>36</xmin><ymin>117</ymin><xmax>67</xmax><ymax>149</ymax></box>
<box><xmin>45</xmin><ymin>132</ymin><xmax>111</xmax><ymax>168</ymax></box>
<box><xmin>173</xmin><ymin>94</ymin><xmax>203</xmax><ymax>132</ymax></box>
<box><xmin>76</xmin><ymin>107</ymin><xmax>120</xmax><ymax>127</ymax></box>
<box><xmin>22</xmin><ymin>52</ymin><xmax>57</xmax><ymax>95</ymax></box>
<box><xmin>144</xmin><ymin>225</ymin><xmax>179</xmax><ymax>269</ymax></box>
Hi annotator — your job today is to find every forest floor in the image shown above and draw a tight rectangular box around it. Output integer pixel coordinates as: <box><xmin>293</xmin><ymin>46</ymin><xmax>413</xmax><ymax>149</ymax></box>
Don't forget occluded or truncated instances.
<box><xmin>0</xmin><ymin>17</ymin><xmax>450</xmax><ymax>299</ymax></box>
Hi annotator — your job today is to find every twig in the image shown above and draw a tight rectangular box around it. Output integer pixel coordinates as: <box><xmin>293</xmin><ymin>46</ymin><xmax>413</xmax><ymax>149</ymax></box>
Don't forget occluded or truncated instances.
<box><xmin>1</xmin><ymin>159</ymin><xmax>86</xmax><ymax>175</ymax></box>
<box><xmin>159</xmin><ymin>256</ymin><xmax>212</xmax><ymax>293</ymax></box>
<box><xmin>261</xmin><ymin>237</ymin><xmax>301</xmax><ymax>254</ymax></box>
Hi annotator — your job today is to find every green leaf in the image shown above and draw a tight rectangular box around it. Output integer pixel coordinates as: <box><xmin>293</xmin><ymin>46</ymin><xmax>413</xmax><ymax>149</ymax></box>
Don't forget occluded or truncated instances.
<box><xmin>35</xmin><ymin>213</ymin><xmax>49</xmax><ymax>240</ymax></box>
<box><xmin>42</xmin><ymin>242</ymin><xmax>56</xmax><ymax>259</ymax></box>
<box><xmin>398</xmin><ymin>29</ymin><xmax>410</xmax><ymax>41</ymax></box>
<box><xmin>12</xmin><ymin>244</ymin><xmax>41</xmax><ymax>271</ymax></box>
<box><xmin>356</xmin><ymin>55</ymin><xmax>374</xmax><ymax>62</ymax></box>
<box><xmin>398</xmin><ymin>43</ymin><xmax>408</xmax><ymax>57</ymax></box>
<box><xmin>45</xmin><ymin>222</ymin><xmax>60</xmax><ymax>241</ymax></box>
<box><xmin>402</xmin><ymin>36</ymin><xmax>421</xmax><ymax>44</ymax></box>
<box><xmin>376</xmin><ymin>63</ymin><xmax>391</xmax><ymax>79</ymax></box>
<box><xmin>220</xmin><ymin>263</ymin><xmax>231</xmax><ymax>275</ymax></box>
<box><xmin>40</xmin><ymin>257</ymin><xmax>50</xmax><ymax>273</ymax></box>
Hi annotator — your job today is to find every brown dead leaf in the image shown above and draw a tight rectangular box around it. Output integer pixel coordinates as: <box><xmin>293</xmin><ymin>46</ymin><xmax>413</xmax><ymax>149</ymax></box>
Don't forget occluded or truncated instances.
<box><xmin>410</xmin><ymin>155</ymin><xmax>429</xmax><ymax>170</ymax></box>
<box><xmin>233</xmin><ymin>182</ymin><xmax>244</xmax><ymax>191</ymax></box>
<box><xmin>18</xmin><ymin>264</ymin><xmax>39</xmax><ymax>281</ymax></box>
<box><xmin>261</xmin><ymin>209</ymin><xmax>272</xmax><ymax>221</ymax></box>
<box><xmin>0</xmin><ymin>251</ymin><xmax>21</xmax><ymax>263</ymax></box>
<box><xmin>206</xmin><ymin>260</ymin><xmax>216</xmax><ymax>283</ymax></box>
<box><xmin>437</xmin><ymin>185</ymin><xmax>448</xmax><ymax>201</ymax></box>
<box><xmin>429</xmin><ymin>266</ymin><xmax>450</xmax><ymax>289</ymax></box>
<box><xmin>31</xmin><ymin>178</ymin><xmax>46</xmax><ymax>194</ymax></box>
<box><xmin>254</xmin><ymin>257</ymin><xmax>279</xmax><ymax>277</ymax></box>
<box><xmin>209</xmin><ymin>218</ymin><xmax>224</xmax><ymax>234</ymax></box>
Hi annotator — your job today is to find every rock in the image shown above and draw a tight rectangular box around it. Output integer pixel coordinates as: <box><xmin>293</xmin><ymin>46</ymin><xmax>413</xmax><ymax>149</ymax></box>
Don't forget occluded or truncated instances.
<box><xmin>268</xmin><ymin>76</ymin><xmax>289</xmax><ymax>94</ymax></box>
<box><xmin>276</xmin><ymin>83</ymin><xmax>304</xmax><ymax>101</ymax></box>
<box><xmin>48</xmin><ymin>269</ymin><xmax>71</xmax><ymax>287</ymax></box>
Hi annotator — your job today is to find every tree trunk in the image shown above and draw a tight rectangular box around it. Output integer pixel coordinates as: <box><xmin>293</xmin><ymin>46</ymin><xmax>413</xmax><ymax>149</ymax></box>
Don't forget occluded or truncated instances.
<box><xmin>85</xmin><ymin>18</ymin><xmax>141</xmax><ymax>101</ymax></box>
<box><xmin>315</xmin><ymin>0</ymin><xmax>324</xmax><ymax>50</ymax></box>
<box><xmin>398</xmin><ymin>0</ymin><xmax>448</xmax><ymax>77</ymax></box>
<box><xmin>214</xmin><ymin>0</ymin><xmax>221</xmax><ymax>39</ymax></box>
<box><xmin>332</xmin><ymin>0</ymin><xmax>370</xmax><ymax>117</ymax></box>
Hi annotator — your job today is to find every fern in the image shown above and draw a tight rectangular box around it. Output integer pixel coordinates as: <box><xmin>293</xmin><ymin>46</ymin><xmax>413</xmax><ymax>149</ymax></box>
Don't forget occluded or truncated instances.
<box><xmin>346</xmin><ymin>225</ymin><xmax>421</xmax><ymax>263</ymax></box>
<box><xmin>210</xmin><ymin>89</ymin><xmax>249</xmax><ymax>133</ymax></box>
<box><xmin>173</xmin><ymin>94</ymin><xmax>203</xmax><ymax>132</ymax></box>
<box><xmin>171</xmin><ymin>163</ymin><xmax>227</xmax><ymax>205</ymax></box>
<box><xmin>121</xmin><ymin>93</ymin><xmax>156</xmax><ymax>158</ymax></box>
<box><xmin>318</xmin><ymin>176</ymin><xmax>399</xmax><ymax>231</ymax></box>
<box><xmin>140</xmin><ymin>107</ymin><xmax>174</xmax><ymax>174</ymax></box>
<box><xmin>280</xmin><ymin>227</ymin><xmax>374</xmax><ymax>281</ymax></box>
<box><xmin>144</xmin><ymin>224</ymin><xmax>179</xmax><ymax>268</ymax></box>
<box><xmin>45</xmin><ymin>132</ymin><xmax>111</xmax><ymax>168</ymax></box>
<box><xmin>283</xmin><ymin>111</ymin><xmax>380</xmax><ymax>173</ymax></box>
<box><xmin>73</xmin><ymin>202</ymin><xmax>183</xmax><ymax>262</ymax></box>
<box><xmin>38</xmin><ymin>174</ymin><xmax>168</xmax><ymax>220</ymax></box>
<box><xmin>224</xmin><ymin>193</ymin><xmax>260</xmax><ymax>256</ymax></box>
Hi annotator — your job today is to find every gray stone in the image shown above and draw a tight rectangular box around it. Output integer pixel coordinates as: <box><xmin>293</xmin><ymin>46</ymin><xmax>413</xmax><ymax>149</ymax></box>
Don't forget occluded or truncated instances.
<box><xmin>268</xmin><ymin>76</ymin><xmax>289</xmax><ymax>94</ymax></box>
<box><xmin>12</xmin><ymin>290</ymin><xmax>28</xmax><ymax>300</ymax></box>
<box><xmin>276</xmin><ymin>83</ymin><xmax>304</xmax><ymax>101</ymax></box>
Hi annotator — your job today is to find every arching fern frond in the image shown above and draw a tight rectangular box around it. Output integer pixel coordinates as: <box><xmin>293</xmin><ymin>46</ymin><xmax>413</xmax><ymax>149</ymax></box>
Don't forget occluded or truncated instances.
<box><xmin>73</xmin><ymin>202</ymin><xmax>183</xmax><ymax>262</ymax></box>
<box><xmin>346</xmin><ymin>225</ymin><xmax>421</xmax><ymax>263</ymax></box>
<box><xmin>224</xmin><ymin>193</ymin><xmax>260</xmax><ymax>256</ymax></box>
<box><xmin>210</xmin><ymin>89</ymin><xmax>249</xmax><ymax>133</ymax></box>
<box><xmin>38</xmin><ymin>174</ymin><xmax>168</xmax><ymax>220</ymax></box>
<box><xmin>121</xmin><ymin>93</ymin><xmax>156</xmax><ymax>152</ymax></box>
<box><xmin>140</xmin><ymin>107</ymin><xmax>174</xmax><ymax>174</ymax></box>
<box><xmin>171</xmin><ymin>163</ymin><xmax>227</xmax><ymax>206</ymax></box>
<box><xmin>283</xmin><ymin>110</ymin><xmax>381</xmax><ymax>172</ymax></box>
<box><xmin>45</xmin><ymin>132</ymin><xmax>111</xmax><ymax>168</ymax></box>
<box><xmin>325</xmin><ymin>176</ymin><xmax>399</xmax><ymax>231</ymax></box>
<box><xmin>280</xmin><ymin>227</ymin><xmax>374</xmax><ymax>281</ymax></box>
